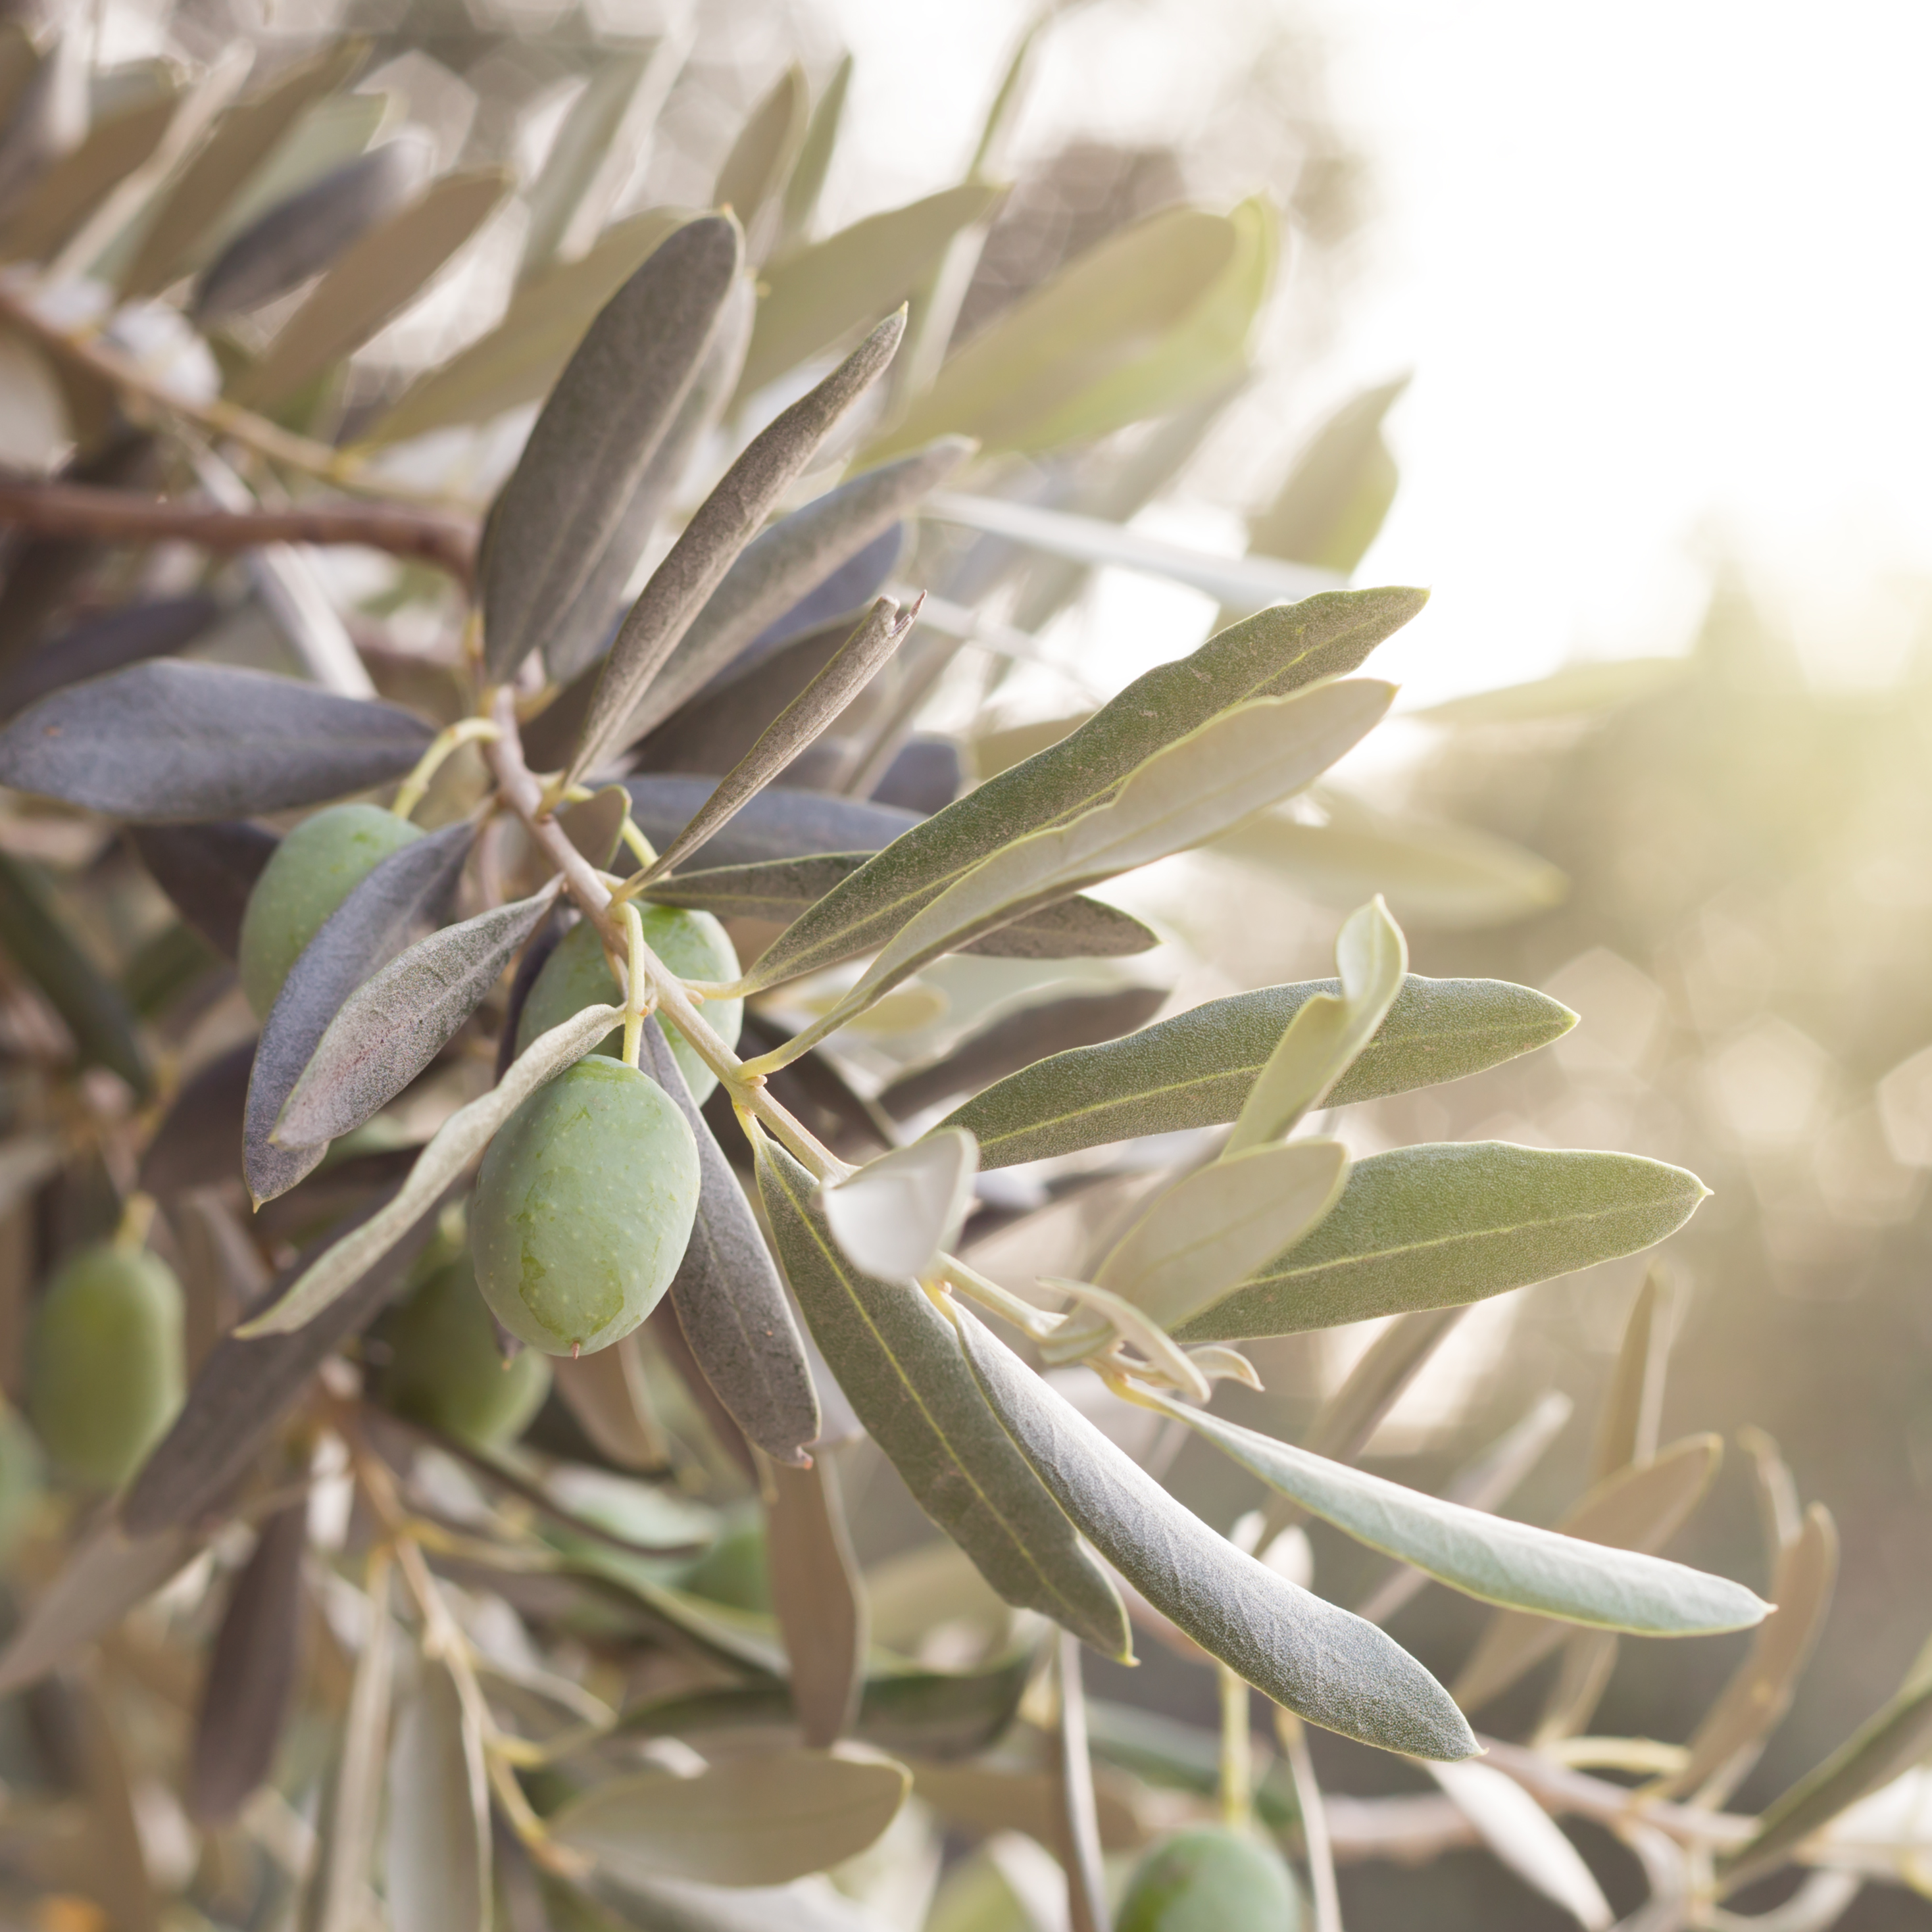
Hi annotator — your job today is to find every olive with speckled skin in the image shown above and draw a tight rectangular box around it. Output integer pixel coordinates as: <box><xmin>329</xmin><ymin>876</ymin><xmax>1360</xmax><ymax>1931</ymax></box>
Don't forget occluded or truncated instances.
<box><xmin>238</xmin><ymin>803</ymin><xmax>423</xmax><ymax>1017</ymax></box>
<box><xmin>469</xmin><ymin>1057</ymin><xmax>701</xmax><ymax>1356</ymax></box>
<box><xmin>371</xmin><ymin>1257</ymin><xmax>551</xmax><ymax>1447</ymax></box>
<box><xmin>28</xmin><ymin>1245</ymin><xmax>185</xmax><ymax>1491</ymax></box>
<box><xmin>514</xmin><ymin>908</ymin><xmax>741</xmax><ymax>1102</ymax></box>
<box><xmin>1116</xmin><ymin>1827</ymin><xmax>1305</xmax><ymax>1932</ymax></box>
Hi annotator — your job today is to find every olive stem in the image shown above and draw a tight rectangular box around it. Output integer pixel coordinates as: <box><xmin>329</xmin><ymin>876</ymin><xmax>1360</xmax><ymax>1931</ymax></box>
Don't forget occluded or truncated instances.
<box><xmin>620</xmin><ymin>903</ymin><xmax>649</xmax><ymax>1070</ymax></box>
<box><xmin>1277</xmin><ymin>1706</ymin><xmax>1343</xmax><ymax>1932</ymax></box>
<box><xmin>112</xmin><ymin>1189</ymin><xmax>157</xmax><ymax>1254</ymax></box>
<box><xmin>391</xmin><ymin>718</ymin><xmax>503</xmax><ymax>820</ymax></box>
<box><xmin>1218</xmin><ymin>1662</ymin><xmax>1253</xmax><ymax>1832</ymax></box>
<box><xmin>481</xmin><ymin>691</ymin><xmax>848</xmax><ymax>1181</ymax></box>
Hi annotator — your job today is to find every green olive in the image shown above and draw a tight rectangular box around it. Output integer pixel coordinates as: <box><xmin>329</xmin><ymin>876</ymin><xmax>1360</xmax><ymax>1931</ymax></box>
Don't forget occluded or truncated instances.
<box><xmin>1116</xmin><ymin>1827</ymin><xmax>1305</xmax><ymax>1932</ymax></box>
<box><xmin>514</xmin><ymin>909</ymin><xmax>741</xmax><ymax>1103</ymax></box>
<box><xmin>28</xmin><ymin>1245</ymin><xmax>185</xmax><ymax>1491</ymax></box>
<box><xmin>371</xmin><ymin>1257</ymin><xmax>551</xmax><ymax>1447</ymax></box>
<box><xmin>469</xmin><ymin>1057</ymin><xmax>701</xmax><ymax>1356</ymax></box>
<box><xmin>680</xmin><ymin>1508</ymin><xmax>772</xmax><ymax>1612</ymax></box>
<box><xmin>238</xmin><ymin>803</ymin><xmax>424</xmax><ymax>1017</ymax></box>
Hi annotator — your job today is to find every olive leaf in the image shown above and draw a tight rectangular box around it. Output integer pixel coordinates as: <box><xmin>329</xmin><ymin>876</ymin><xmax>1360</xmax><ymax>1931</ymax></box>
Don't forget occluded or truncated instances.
<box><xmin>553</xmin><ymin>1750</ymin><xmax>908</xmax><ymax>1890</ymax></box>
<box><xmin>1425</xmin><ymin>1759</ymin><xmax>1614</xmax><ymax>1932</ymax></box>
<box><xmin>778</xmin><ymin>51</ymin><xmax>849</xmax><ymax>247</ymax></box>
<box><xmin>764</xmin><ymin>680</ymin><xmax>1393</xmax><ymax>1056</ymax></box>
<box><xmin>230</xmin><ymin>166</ymin><xmax>511</xmax><ymax>408</ymax></box>
<box><xmin>137</xmin><ymin>1042</ymin><xmax>253</xmax><ymax>1199</ymax></box>
<box><xmin>243</xmin><ymin>820</ymin><xmax>474</xmax><ymax>1204</ymax></box>
<box><xmin>0</xmin><ymin>593</ymin><xmax>221</xmax><ymax>720</ymax></box>
<box><xmin>1226</xmin><ymin>895</ymin><xmax>1406</xmax><ymax>1152</ymax></box>
<box><xmin>0</xmin><ymin>661</ymin><xmax>435</xmax><ymax>820</ymax></box>
<box><xmin>950</xmin><ymin>1303</ymin><xmax>1476</xmax><ymax>1760</ymax></box>
<box><xmin>128</xmin><ymin>820</ymin><xmax>275</xmax><ymax>962</ymax></box>
<box><xmin>553</xmin><ymin>1337</ymin><xmax>665</xmax><ymax>1472</ymax></box>
<box><xmin>385</xmin><ymin>1656</ymin><xmax>489</xmax><ymax>1932</ymax></box>
<box><xmin>712</xmin><ymin>62</ymin><xmax>808</xmax><ymax>257</ymax></box>
<box><xmin>312</xmin><ymin>1563</ymin><xmax>395</xmax><ymax>1932</ymax></box>
<box><xmin>946</xmin><ymin>973</ymin><xmax>1573</xmax><ymax>1167</ymax></box>
<box><xmin>624</xmin><ymin>778</ymin><xmax>921</xmax><ymax>866</ymax></box>
<box><xmin>1450</xmin><ymin>1435</ymin><xmax>1725</xmax><ymax>1710</ymax></box>
<box><xmin>518</xmin><ymin>49</ymin><xmax>666</xmax><ymax>276</ymax></box>
<box><xmin>273</xmin><ymin>879</ymin><xmax>560</xmax><ymax>1152</ymax></box>
<box><xmin>1249</xmin><ymin>378</ymin><xmax>1409</xmax><ymax>575</ymax></box>
<box><xmin>1174</xmin><ymin>1142</ymin><xmax>1710</xmax><ymax>1343</ymax></box>
<box><xmin>478</xmin><ymin>213</ymin><xmax>743</xmax><ymax>685</ymax></box>
<box><xmin>822</xmin><ymin>1127</ymin><xmax>978</xmax><ymax>1283</ymax></box>
<box><xmin>739</xmin><ymin>185</ymin><xmax>1002</xmax><ymax>399</ymax></box>
<box><xmin>237</xmin><ymin>1000</ymin><xmax>624</xmax><ymax>1337</ymax></box>
<box><xmin>645</xmin><ymin>854</ymin><xmax>1155</xmax><ymax>963</ymax></box>
<box><xmin>0</xmin><ymin>80</ymin><xmax>183</xmax><ymax>262</ymax></box>
<box><xmin>187</xmin><ymin>1502</ymin><xmax>308</xmax><ymax>1826</ymax></box>
<box><xmin>569</xmin><ymin>310</ymin><xmax>907</xmax><ymax>781</ymax></box>
<box><xmin>637</xmin><ymin>598</ymin><xmax>918</xmax><ymax>882</ymax></box>
<box><xmin>754</xmin><ymin>1135</ymin><xmax>1131</xmax><ymax>1658</ymax></box>
<box><xmin>739</xmin><ymin>588</ymin><xmax>1423</xmax><ymax>990</ymax></box>
<box><xmin>764</xmin><ymin>1460</ymin><xmax>867</xmax><ymax>1747</ymax></box>
<box><xmin>1166</xmin><ymin>1400</ymin><xmax>1766</xmax><ymax>1635</ymax></box>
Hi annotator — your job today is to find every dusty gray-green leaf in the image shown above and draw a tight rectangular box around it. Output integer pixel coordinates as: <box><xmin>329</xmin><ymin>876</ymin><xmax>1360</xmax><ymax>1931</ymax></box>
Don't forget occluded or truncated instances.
<box><xmin>641</xmin><ymin>598</ymin><xmax>916</xmax><ymax>880</ymax></box>
<box><xmin>0</xmin><ymin>849</ymin><xmax>150</xmax><ymax>1095</ymax></box>
<box><xmin>0</xmin><ymin>593</ymin><xmax>222</xmax><ymax>722</ymax></box>
<box><xmin>754</xmin><ymin>1135</ymin><xmax>1130</xmax><ymax>1657</ymax></box>
<box><xmin>741</xmin><ymin>185</ymin><xmax>1001</xmax><ymax>399</ymax></box>
<box><xmin>637</xmin><ymin>1019</ymin><xmax>819</xmax><ymax>1466</ymax></box>
<box><xmin>1170</xmin><ymin>1401</ymin><xmax>1766</xmax><ymax>1635</ymax></box>
<box><xmin>646</xmin><ymin>854</ymin><xmax>1155</xmax><ymax>964</ymax></box>
<box><xmin>0</xmin><ymin>660</ymin><xmax>434</xmax><ymax>820</ymax></box>
<box><xmin>243</xmin><ymin>820</ymin><xmax>474</xmax><ymax>1204</ymax></box>
<box><xmin>951</xmin><ymin>1304</ymin><xmax>1475</xmax><ymax>1760</ymax></box>
<box><xmin>192</xmin><ymin>137</ymin><xmax>425</xmax><ymax>320</ymax></box>
<box><xmin>1424</xmin><ymin>1758</ymin><xmax>1612</xmax><ymax>1932</ymax></box>
<box><xmin>765</xmin><ymin>1461</ymin><xmax>867</xmax><ymax>1747</ymax></box>
<box><xmin>947</xmin><ymin>973</ymin><xmax>1572</xmax><ymax>1168</ymax></box>
<box><xmin>386</xmin><ymin>1655</ymin><xmax>489</xmax><ymax>1932</ymax></box>
<box><xmin>0</xmin><ymin>83</ymin><xmax>181</xmax><ymax>262</ymax></box>
<box><xmin>1226</xmin><ymin>895</ymin><xmax>1404</xmax><ymax>1153</ymax></box>
<box><xmin>1175</xmin><ymin>1142</ymin><xmax>1710</xmax><ymax>1343</ymax></box>
<box><xmin>743</xmin><ymin>588</ymin><xmax>1423</xmax><ymax>990</ymax></box>
<box><xmin>556</xmin><ymin>1748</ymin><xmax>906</xmax><ymax>1890</ymax></box>
<box><xmin>822</xmin><ymin>1126</ymin><xmax>977</xmax><ymax>1282</ymax></box>
<box><xmin>479</xmin><ymin>214</ymin><xmax>743</xmax><ymax>685</ymax></box>
<box><xmin>1249</xmin><ymin>378</ymin><xmax>1408</xmax><ymax>575</ymax></box>
<box><xmin>570</xmin><ymin>309</ymin><xmax>906</xmax><ymax>780</ymax></box>
<box><xmin>518</xmin><ymin>51</ymin><xmax>658</xmax><ymax>276</ymax></box>
<box><xmin>274</xmin><ymin>879</ymin><xmax>558</xmax><ymax>1152</ymax></box>
<box><xmin>553</xmin><ymin>1335</ymin><xmax>665</xmax><ymax>1472</ymax></box>
<box><xmin>120</xmin><ymin>38</ymin><xmax>368</xmax><ymax>294</ymax></box>
<box><xmin>778</xmin><ymin>53</ymin><xmax>849</xmax><ymax>248</ymax></box>
<box><xmin>768</xmin><ymin>681</ymin><xmax>1392</xmax><ymax>1052</ymax></box>
<box><xmin>1450</xmin><ymin>1435</ymin><xmax>1724</xmax><ymax>1710</ymax></box>
<box><xmin>712</xmin><ymin>63</ymin><xmax>808</xmax><ymax>258</ymax></box>
<box><xmin>619</xmin><ymin>443</ymin><xmax>969</xmax><ymax>745</ymax></box>
<box><xmin>313</xmin><ymin>1558</ymin><xmax>395</xmax><ymax>1932</ymax></box>
<box><xmin>624</xmin><ymin>778</ymin><xmax>919</xmax><ymax>866</ymax></box>
<box><xmin>187</xmin><ymin>1502</ymin><xmax>307</xmax><ymax>1826</ymax></box>
<box><xmin>1591</xmin><ymin>1267</ymin><xmax>1670</xmax><ymax>1483</ymax></box>
<box><xmin>230</xmin><ymin>167</ymin><xmax>510</xmax><ymax>407</ymax></box>
<box><xmin>122</xmin><ymin>1184</ymin><xmax>447</xmax><ymax>1534</ymax></box>
<box><xmin>239</xmin><ymin>1000</ymin><xmax>622</xmax><ymax>1337</ymax></box>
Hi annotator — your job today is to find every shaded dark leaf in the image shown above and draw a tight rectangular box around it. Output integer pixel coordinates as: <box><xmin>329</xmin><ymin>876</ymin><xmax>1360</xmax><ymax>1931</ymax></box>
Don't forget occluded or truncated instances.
<box><xmin>244</xmin><ymin>821</ymin><xmax>473</xmax><ymax>1204</ymax></box>
<box><xmin>870</xmin><ymin>735</ymin><xmax>961</xmax><ymax>816</ymax></box>
<box><xmin>0</xmin><ymin>662</ymin><xmax>434</xmax><ymax>821</ymax></box>
<box><xmin>187</xmin><ymin>1501</ymin><xmax>308</xmax><ymax>1826</ymax></box>
<box><xmin>120</xmin><ymin>919</ymin><xmax>221</xmax><ymax>1017</ymax></box>
<box><xmin>128</xmin><ymin>819</ymin><xmax>278</xmax><ymax>961</ymax></box>
<box><xmin>496</xmin><ymin>906</ymin><xmax>563</xmax><ymax>1083</ymax></box>
<box><xmin>137</xmin><ymin>1041</ymin><xmax>253</xmax><ymax>1197</ymax></box>
<box><xmin>622</xmin><ymin>778</ymin><xmax>920</xmax><ymax>868</ymax></box>
<box><xmin>0</xmin><ymin>594</ymin><xmax>222</xmax><ymax>720</ymax></box>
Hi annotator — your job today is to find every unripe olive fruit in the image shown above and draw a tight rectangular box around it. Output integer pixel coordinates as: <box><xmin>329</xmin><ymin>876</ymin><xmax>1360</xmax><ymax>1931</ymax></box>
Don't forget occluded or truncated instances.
<box><xmin>238</xmin><ymin>803</ymin><xmax>424</xmax><ymax>1017</ymax></box>
<box><xmin>371</xmin><ymin>1258</ymin><xmax>551</xmax><ymax>1448</ymax></box>
<box><xmin>1116</xmin><ymin>1827</ymin><xmax>1305</xmax><ymax>1932</ymax></box>
<box><xmin>514</xmin><ymin>909</ymin><xmax>741</xmax><ymax>1103</ymax></box>
<box><xmin>469</xmin><ymin>1058</ymin><xmax>701</xmax><ymax>1356</ymax></box>
<box><xmin>28</xmin><ymin>1245</ymin><xmax>185</xmax><ymax>1491</ymax></box>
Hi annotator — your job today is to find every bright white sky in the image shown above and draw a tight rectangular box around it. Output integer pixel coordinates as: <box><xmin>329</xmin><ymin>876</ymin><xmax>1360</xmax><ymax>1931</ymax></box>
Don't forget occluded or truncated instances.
<box><xmin>819</xmin><ymin>0</ymin><xmax>1932</xmax><ymax>705</ymax></box>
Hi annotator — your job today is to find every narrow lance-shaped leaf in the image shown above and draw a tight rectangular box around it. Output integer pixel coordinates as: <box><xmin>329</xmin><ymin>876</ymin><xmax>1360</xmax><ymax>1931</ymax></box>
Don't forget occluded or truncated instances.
<box><xmin>1249</xmin><ymin>378</ymin><xmax>1409</xmax><ymax>576</ymax></box>
<box><xmin>636</xmin><ymin>1018</ymin><xmax>819</xmax><ymax>1466</ymax></box>
<box><xmin>753</xmin><ymin>1133</ymin><xmax>1131</xmax><ymax>1658</ymax></box>
<box><xmin>313</xmin><ymin>1559</ymin><xmax>395</xmax><ymax>1932</ymax></box>
<box><xmin>947</xmin><ymin>973</ymin><xmax>1574</xmax><ymax>1168</ymax></box>
<box><xmin>624</xmin><ymin>777</ymin><xmax>921</xmax><ymax>866</ymax></box>
<box><xmin>1591</xmin><ymin>1267</ymin><xmax>1670</xmax><ymax>1483</ymax></box>
<box><xmin>778</xmin><ymin>51</ymin><xmax>849</xmax><ymax>247</ymax></box>
<box><xmin>570</xmin><ymin>309</ymin><xmax>907</xmax><ymax>781</ymax></box>
<box><xmin>1175</xmin><ymin>1142</ymin><xmax>1710</xmax><ymax>1344</ymax></box>
<box><xmin>711</xmin><ymin>63</ymin><xmax>808</xmax><ymax>258</ymax></box>
<box><xmin>743</xmin><ymin>587</ymin><xmax>1425</xmax><ymax>990</ymax></box>
<box><xmin>0</xmin><ymin>593</ymin><xmax>222</xmax><ymax>721</ymax></box>
<box><xmin>1450</xmin><ymin>1435</ymin><xmax>1726</xmax><ymax>1711</ymax></box>
<box><xmin>480</xmin><ymin>214</ymin><xmax>743</xmax><ymax>685</ymax></box>
<box><xmin>949</xmin><ymin>1302</ymin><xmax>1477</xmax><ymax>1761</ymax></box>
<box><xmin>822</xmin><ymin>1127</ymin><xmax>977</xmax><ymax>1283</ymax></box>
<box><xmin>764</xmin><ymin>1459</ymin><xmax>868</xmax><ymax>1748</ymax></box>
<box><xmin>518</xmin><ymin>50</ymin><xmax>658</xmax><ymax>276</ymax></box>
<box><xmin>243</xmin><ymin>820</ymin><xmax>474</xmax><ymax>1204</ymax></box>
<box><xmin>768</xmin><ymin>681</ymin><xmax>1393</xmax><ymax>1058</ymax></box>
<box><xmin>1226</xmin><ymin>895</ymin><xmax>1405</xmax><ymax>1154</ymax></box>
<box><xmin>1424</xmin><ymin>1759</ymin><xmax>1613</xmax><ymax>1932</ymax></box>
<box><xmin>639</xmin><ymin>598</ymin><xmax>917</xmax><ymax>881</ymax></box>
<box><xmin>0</xmin><ymin>661</ymin><xmax>434</xmax><ymax>820</ymax></box>
<box><xmin>273</xmin><ymin>879</ymin><xmax>561</xmax><ymax>1152</ymax></box>
<box><xmin>385</xmin><ymin>1656</ymin><xmax>489</xmax><ymax>1932</ymax></box>
<box><xmin>238</xmin><ymin>1001</ymin><xmax>624</xmax><ymax>1338</ymax></box>
<box><xmin>1164</xmin><ymin>1400</ymin><xmax>1766</xmax><ymax>1636</ymax></box>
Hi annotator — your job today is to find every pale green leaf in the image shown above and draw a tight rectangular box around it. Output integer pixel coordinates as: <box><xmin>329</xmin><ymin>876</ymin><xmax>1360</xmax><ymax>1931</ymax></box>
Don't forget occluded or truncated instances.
<box><xmin>739</xmin><ymin>588</ymin><xmax>1425</xmax><ymax>993</ymax></box>
<box><xmin>713</xmin><ymin>64</ymin><xmax>809</xmax><ymax>258</ymax></box>
<box><xmin>312</xmin><ymin>1566</ymin><xmax>393</xmax><ymax>1932</ymax></box>
<box><xmin>519</xmin><ymin>50</ymin><xmax>661</xmax><ymax>276</ymax></box>
<box><xmin>822</xmin><ymin>1126</ymin><xmax>978</xmax><ymax>1282</ymax></box>
<box><xmin>778</xmin><ymin>52</ymin><xmax>850</xmax><ymax>249</ymax></box>
<box><xmin>754</xmin><ymin>1134</ymin><xmax>1131</xmax><ymax>1658</ymax></box>
<box><xmin>1174</xmin><ymin>1142</ymin><xmax>1709</xmax><ymax>1344</ymax></box>
<box><xmin>944</xmin><ymin>973</ymin><xmax>1576</xmax><ymax>1168</ymax></box>
<box><xmin>1248</xmin><ymin>378</ymin><xmax>1408</xmax><ymax>576</ymax></box>
<box><xmin>1166</xmin><ymin>1400</ymin><xmax>1766</xmax><ymax>1635</ymax></box>
<box><xmin>764</xmin><ymin>1460</ymin><xmax>866</xmax><ymax>1747</ymax></box>
<box><xmin>1414</xmin><ymin>656</ymin><xmax>1690</xmax><ymax>726</ymax></box>
<box><xmin>385</xmin><ymin>1656</ymin><xmax>489</xmax><ymax>1932</ymax></box>
<box><xmin>1425</xmin><ymin>1759</ymin><xmax>1613</xmax><ymax>1932</ymax></box>
<box><xmin>0</xmin><ymin>82</ymin><xmax>182</xmax><ymax>262</ymax></box>
<box><xmin>1226</xmin><ymin>895</ymin><xmax>1406</xmax><ymax>1153</ymax></box>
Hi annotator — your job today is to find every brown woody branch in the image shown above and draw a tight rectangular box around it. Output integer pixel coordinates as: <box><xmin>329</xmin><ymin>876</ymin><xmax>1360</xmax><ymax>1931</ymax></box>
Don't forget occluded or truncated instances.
<box><xmin>0</xmin><ymin>479</ymin><xmax>478</xmax><ymax>583</ymax></box>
